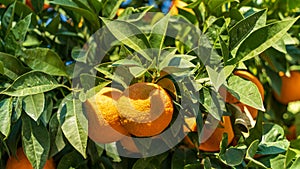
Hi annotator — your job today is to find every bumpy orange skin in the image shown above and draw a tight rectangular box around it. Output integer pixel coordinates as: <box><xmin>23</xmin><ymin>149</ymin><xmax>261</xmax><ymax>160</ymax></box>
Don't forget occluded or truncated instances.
<box><xmin>274</xmin><ymin>71</ymin><xmax>300</xmax><ymax>104</ymax></box>
<box><xmin>6</xmin><ymin>148</ymin><xmax>55</xmax><ymax>169</ymax></box>
<box><xmin>196</xmin><ymin>116</ymin><xmax>234</xmax><ymax>152</ymax></box>
<box><xmin>84</xmin><ymin>87</ymin><xmax>128</xmax><ymax>143</ymax></box>
<box><xmin>219</xmin><ymin>70</ymin><xmax>264</xmax><ymax>119</ymax></box>
<box><xmin>117</xmin><ymin>82</ymin><xmax>174</xmax><ymax>137</ymax></box>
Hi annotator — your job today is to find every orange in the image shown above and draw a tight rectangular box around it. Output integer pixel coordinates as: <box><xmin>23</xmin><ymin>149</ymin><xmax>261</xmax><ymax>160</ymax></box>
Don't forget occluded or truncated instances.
<box><xmin>182</xmin><ymin>116</ymin><xmax>234</xmax><ymax>152</ymax></box>
<box><xmin>117</xmin><ymin>8</ymin><xmax>125</xmax><ymax>17</ymax></box>
<box><xmin>286</xmin><ymin>125</ymin><xmax>297</xmax><ymax>141</ymax></box>
<box><xmin>84</xmin><ymin>87</ymin><xmax>128</xmax><ymax>143</ymax></box>
<box><xmin>169</xmin><ymin>0</ymin><xmax>194</xmax><ymax>15</ymax></box>
<box><xmin>219</xmin><ymin>70</ymin><xmax>264</xmax><ymax>119</ymax></box>
<box><xmin>196</xmin><ymin>116</ymin><xmax>234</xmax><ymax>152</ymax></box>
<box><xmin>117</xmin><ymin>82</ymin><xmax>174</xmax><ymax>137</ymax></box>
<box><xmin>274</xmin><ymin>71</ymin><xmax>300</xmax><ymax>104</ymax></box>
<box><xmin>6</xmin><ymin>148</ymin><xmax>55</xmax><ymax>169</ymax></box>
<box><xmin>156</xmin><ymin>77</ymin><xmax>176</xmax><ymax>98</ymax></box>
<box><xmin>26</xmin><ymin>0</ymin><xmax>50</xmax><ymax>10</ymax></box>
<box><xmin>119</xmin><ymin>137</ymin><xmax>139</xmax><ymax>153</ymax></box>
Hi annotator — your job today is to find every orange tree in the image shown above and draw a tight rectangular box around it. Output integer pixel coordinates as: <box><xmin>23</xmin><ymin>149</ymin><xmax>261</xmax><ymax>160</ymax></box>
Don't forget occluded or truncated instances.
<box><xmin>0</xmin><ymin>0</ymin><xmax>299</xmax><ymax>168</ymax></box>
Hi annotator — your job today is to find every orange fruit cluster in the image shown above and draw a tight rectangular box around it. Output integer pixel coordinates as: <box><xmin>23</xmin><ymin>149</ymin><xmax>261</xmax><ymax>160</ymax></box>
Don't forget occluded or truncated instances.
<box><xmin>6</xmin><ymin>148</ymin><xmax>55</xmax><ymax>169</ymax></box>
<box><xmin>84</xmin><ymin>81</ymin><xmax>174</xmax><ymax>145</ymax></box>
<box><xmin>274</xmin><ymin>71</ymin><xmax>300</xmax><ymax>104</ymax></box>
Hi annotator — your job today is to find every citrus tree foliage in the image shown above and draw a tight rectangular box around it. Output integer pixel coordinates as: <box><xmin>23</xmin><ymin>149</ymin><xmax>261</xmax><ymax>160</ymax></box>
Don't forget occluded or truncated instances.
<box><xmin>0</xmin><ymin>0</ymin><xmax>300</xmax><ymax>169</ymax></box>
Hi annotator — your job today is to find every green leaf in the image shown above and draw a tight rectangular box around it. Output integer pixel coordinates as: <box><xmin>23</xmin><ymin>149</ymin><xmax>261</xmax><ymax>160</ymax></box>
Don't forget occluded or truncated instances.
<box><xmin>2</xmin><ymin>1</ymin><xmax>16</xmax><ymax>37</ymax></box>
<box><xmin>227</xmin><ymin>17</ymin><xmax>300</xmax><ymax>64</ymax></box>
<box><xmin>22</xmin><ymin>115</ymin><xmax>50</xmax><ymax>169</ymax></box>
<box><xmin>30</xmin><ymin>0</ymin><xmax>44</xmax><ymax>13</ymax></box>
<box><xmin>201</xmin><ymin>87</ymin><xmax>225</xmax><ymax>121</ymax></box>
<box><xmin>227</xmin><ymin>75</ymin><xmax>264</xmax><ymax>111</ymax></box>
<box><xmin>133</xmin><ymin>153</ymin><xmax>168</xmax><ymax>169</ymax></box>
<box><xmin>207</xmin><ymin>0</ymin><xmax>239</xmax><ymax>11</ymax></box>
<box><xmin>171</xmin><ymin>148</ymin><xmax>198</xmax><ymax>169</ymax></box>
<box><xmin>112</xmin><ymin>59</ymin><xmax>147</xmax><ymax>78</ymax></box>
<box><xmin>206</xmin><ymin>66</ymin><xmax>227</xmax><ymax>90</ymax></box>
<box><xmin>40</xmin><ymin>94</ymin><xmax>53</xmax><ymax>126</ymax></box>
<box><xmin>58</xmin><ymin>94</ymin><xmax>88</xmax><ymax>158</ymax></box>
<box><xmin>245</xmin><ymin>111</ymin><xmax>263</xmax><ymax>146</ymax></box>
<box><xmin>219</xmin><ymin>147</ymin><xmax>245</xmax><ymax>166</ymax></box>
<box><xmin>0</xmin><ymin>97</ymin><xmax>12</xmax><ymax>137</ymax></box>
<box><xmin>50</xmin><ymin>0</ymin><xmax>100</xmax><ymax>30</ymax></box>
<box><xmin>45</xmin><ymin>14</ymin><xmax>60</xmax><ymax>35</ymax></box>
<box><xmin>23</xmin><ymin>93</ymin><xmax>45</xmax><ymax>121</ymax></box>
<box><xmin>229</xmin><ymin>9</ymin><xmax>267</xmax><ymax>50</ymax></box>
<box><xmin>0</xmin><ymin>61</ymin><xmax>4</xmax><ymax>74</ymax></box>
<box><xmin>0</xmin><ymin>52</ymin><xmax>28</xmax><ymax>80</ymax></box>
<box><xmin>57</xmin><ymin>151</ymin><xmax>87</xmax><ymax>169</ymax></box>
<box><xmin>101</xmin><ymin>18</ymin><xmax>152</xmax><ymax>61</ymax></box>
<box><xmin>102</xmin><ymin>0</ymin><xmax>123</xmax><ymax>19</ymax></box>
<box><xmin>149</xmin><ymin>14</ymin><xmax>170</xmax><ymax>52</ymax></box>
<box><xmin>1</xmin><ymin>71</ymin><xmax>66</xmax><ymax>97</ymax></box>
<box><xmin>4</xmin><ymin>14</ymin><xmax>32</xmax><ymax>54</ymax></box>
<box><xmin>49</xmin><ymin>113</ymin><xmax>66</xmax><ymax>157</ymax></box>
<box><xmin>257</xmin><ymin>123</ymin><xmax>290</xmax><ymax>155</ymax></box>
<box><xmin>290</xmin><ymin>157</ymin><xmax>300</xmax><ymax>169</ymax></box>
<box><xmin>22</xmin><ymin>48</ymin><xmax>67</xmax><ymax>76</ymax></box>
<box><xmin>245</xmin><ymin>140</ymin><xmax>268</xmax><ymax>168</ymax></box>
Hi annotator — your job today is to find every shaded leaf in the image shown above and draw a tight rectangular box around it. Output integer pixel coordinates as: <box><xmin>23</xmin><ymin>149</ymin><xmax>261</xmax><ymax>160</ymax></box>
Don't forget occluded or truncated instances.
<box><xmin>22</xmin><ymin>115</ymin><xmax>50</xmax><ymax>169</ymax></box>
<box><xmin>0</xmin><ymin>52</ymin><xmax>29</xmax><ymax>80</ymax></box>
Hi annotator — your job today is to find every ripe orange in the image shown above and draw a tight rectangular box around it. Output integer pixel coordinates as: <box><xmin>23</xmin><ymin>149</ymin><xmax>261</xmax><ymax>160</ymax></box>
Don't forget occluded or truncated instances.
<box><xmin>219</xmin><ymin>70</ymin><xmax>264</xmax><ymax>119</ymax></box>
<box><xmin>6</xmin><ymin>148</ymin><xmax>55</xmax><ymax>169</ymax></box>
<box><xmin>182</xmin><ymin>116</ymin><xmax>234</xmax><ymax>152</ymax></box>
<box><xmin>286</xmin><ymin>125</ymin><xmax>297</xmax><ymax>141</ymax></box>
<box><xmin>117</xmin><ymin>8</ymin><xmax>125</xmax><ymax>17</ymax></box>
<box><xmin>84</xmin><ymin>87</ymin><xmax>128</xmax><ymax>143</ymax></box>
<box><xmin>119</xmin><ymin>136</ymin><xmax>139</xmax><ymax>153</ymax></box>
<box><xmin>117</xmin><ymin>82</ymin><xmax>174</xmax><ymax>137</ymax></box>
<box><xmin>274</xmin><ymin>71</ymin><xmax>300</xmax><ymax>104</ymax></box>
<box><xmin>196</xmin><ymin>116</ymin><xmax>234</xmax><ymax>152</ymax></box>
<box><xmin>169</xmin><ymin>0</ymin><xmax>194</xmax><ymax>15</ymax></box>
<box><xmin>26</xmin><ymin>0</ymin><xmax>50</xmax><ymax>10</ymax></box>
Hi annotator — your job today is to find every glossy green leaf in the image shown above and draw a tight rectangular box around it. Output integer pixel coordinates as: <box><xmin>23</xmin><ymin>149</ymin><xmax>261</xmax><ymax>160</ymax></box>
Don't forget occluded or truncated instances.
<box><xmin>45</xmin><ymin>14</ymin><xmax>60</xmax><ymax>35</ymax></box>
<box><xmin>245</xmin><ymin>111</ymin><xmax>263</xmax><ymax>146</ymax></box>
<box><xmin>257</xmin><ymin>123</ymin><xmax>290</xmax><ymax>155</ymax></box>
<box><xmin>245</xmin><ymin>140</ymin><xmax>268</xmax><ymax>168</ymax></box>
<box><xmin>50</xmin><ymin>0</ymin><xmax>100</xmax><ymax>30</ymax></box>
<box><xmin>12</xmin><ymin>97</ymin><xmax>23</xmax><ymax>123</ymax></box>
<box><xmin>23</xmin><ymin>93</ymin><xmax>45</xmax><ymax>121</ymax></box>
<box><xmin>1</xmin><ymin>71</ymin><xmax>66</xmax><ymax>97</ymax></box>
<box><xmin>219</xmin><ymin>147</ymin><xmax>245</xmax><ymax>166</ymax></box>
<box><xmin>149</xmin><ymin>14</ymin><xmax>170</xmax><ymax>52</ymax></box>
<box><xmin>58</xmin><ymin>94</ymin><xmax>88</xmax><ymax>158</ymax></box>
<box><xmin>4</xmin><ymin>14</ymin><xmax>32</xmax><ymax>54</ymax></box>
<box><xmin>2</xmin><ymin>1</ymin><xmax>15</xmax><ymax>37</ymax></box>
<box><xmin>229</xmin><ymin>9</ymin><xmax>267</xmax><ymax>50</ymax></box>
<box><xmin>0</xmin><ymin>97</ymin><xmax>12</xmax><ymax>137</ymax></box>
<box><xmin>0</xmin><ymin>52</ymin><xmax>28</xmax><ymax>80</ymax></box>
<box><xmin>133</xmin><ymin>153</ymin><xmax>168</xmax><ymax>169</ymax></box>
<box><xmin>22</xmin><ymin>48</ymin><xmax>67</xmax><ymax>76</ymax></box>
<box><xmin>101</xmin><ymin>18</ymin><xmax>152</xmax><ymax>61</ymax></box>
<box><xmin>22</xmin><ymin>115</ymin><xmax>50</xmax><ymax>169</ymax></box>
<box><xmin>40</xmin><ymin>94</ymin><xmax>53</xmax><ymax>126</ymax></box>
<box><xmin>228</xmin><ymin>17</ymin><xmax>300</xmax><ymax>64</ymax></box>
<box><xmin>0</xmin><ymin>61</ymin><xmax>4</xmax><ymax>75</ymax></box>
<box><xmin>227</xmin><ymin>75</ymin><xmax>264</xmax><ymax>111</ymax></box>
<box><xmin>49</xmin><ymin>113</ymin><xmax>66</xmax><ymax>157</ymax></box>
